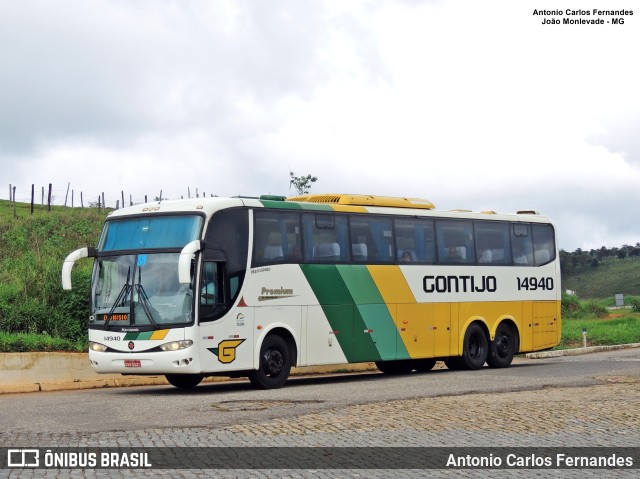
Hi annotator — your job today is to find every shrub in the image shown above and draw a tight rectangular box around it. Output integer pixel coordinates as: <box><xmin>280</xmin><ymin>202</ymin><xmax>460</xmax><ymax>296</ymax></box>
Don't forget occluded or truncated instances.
<box><xmin>585</xmin><ymin>301</ymin><xmax>608</xmax><ymax>318</ymax></box>
<box><xmin>561</xmin><ymin>293</ymin><xmax>582</xmax><ymax>317</ymax></box>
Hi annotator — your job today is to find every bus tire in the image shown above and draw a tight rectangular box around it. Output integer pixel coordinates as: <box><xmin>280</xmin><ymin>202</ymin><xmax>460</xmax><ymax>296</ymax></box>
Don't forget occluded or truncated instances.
<box><xmin>487</xmin><ymin>323</ymin><xmax>516</xmax><ymax>368</ymax></box>
<box><xmin>249</xmin><ymin>335</ymin><xmax>291</xmax><ymax>389</ymax></box>
<box><xmin>413</xmin><ymin>359</ymin><xmax>437</xmax><ymax>372</ymax></box>
<box><xmin>165</xmin><ymin>374</ymin><xmax>204</xmax><ymax>389</ymax></box>
<box><xmin>376</xmin><ymin>360</ymin><xmax>413</xmax><ymax>374</ymax></box>
<box><xmin>460</xmin><ymin>323</ymin><xmax>488</xmax><ymax>370</ymax></box>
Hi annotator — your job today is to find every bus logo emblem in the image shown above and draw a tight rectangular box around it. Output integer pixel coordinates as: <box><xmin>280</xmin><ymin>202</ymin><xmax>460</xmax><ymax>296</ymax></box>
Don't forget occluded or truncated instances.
<box><xmin>209</xmin><ymin>339</ymin><xmax>245</xmax><ymax>364</ymax></box>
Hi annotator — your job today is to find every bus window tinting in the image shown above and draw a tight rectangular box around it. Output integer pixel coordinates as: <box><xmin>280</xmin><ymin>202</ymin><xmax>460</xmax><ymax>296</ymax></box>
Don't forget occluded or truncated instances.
<box><xmin>303</xmin><ymin>213</ymin><xmax>349</xmax><ymax>262</ymax></box>
<box><xmin>251</xmin><ymin>209</ymin><xmax>555</xmax><ymax>268</ymax></box>
<box><xmin>436</xmin><ymin>220</ymin><xmax>475</xmax><ymax>264</ymax></box>
<box><xmin>350</xmin><ymin>216</ymin><xmax>394</xmax><ymax>263</ymax></box>
<box><xmin>475</xmin><ymin>222</ymin><xmax>512</xmax><ymax>264</ymax></box>
<box><xmin>511</xmin><ymin>224</ymin><xmax>534</xmax><ymax>265</ymax></box>
<box><xmin>394</xmin><ymin>218</ymin><xmax>435</xmax><ymax>263</ymax></box>
<box><xmin>532</xmin><ymin>223</ymin><xmax>555</xmax><ymax>266</ymax></box>
<box><xmin>253</xmin><ymin>210</ymin><xmax>302</xmax><ymax>266</ymax></box>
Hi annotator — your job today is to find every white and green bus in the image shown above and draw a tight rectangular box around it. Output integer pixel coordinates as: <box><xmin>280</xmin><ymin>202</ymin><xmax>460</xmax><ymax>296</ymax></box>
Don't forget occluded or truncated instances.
<box><xmin>62</xmin><ymin>194</ymin><xmax>561</xmax><ymax>389</ymax></box>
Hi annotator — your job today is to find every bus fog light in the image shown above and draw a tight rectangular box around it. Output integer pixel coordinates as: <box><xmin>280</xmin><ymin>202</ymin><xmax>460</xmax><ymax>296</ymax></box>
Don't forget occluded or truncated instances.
<box><xmin>160</xmin><ymin>340</ymin><xmax>193</xmax><ymax>351</ymax></box>
<box><xmin>89</xmin><ymin>342</ymin><xmax>107</xmax><ymax>352</ymax></box>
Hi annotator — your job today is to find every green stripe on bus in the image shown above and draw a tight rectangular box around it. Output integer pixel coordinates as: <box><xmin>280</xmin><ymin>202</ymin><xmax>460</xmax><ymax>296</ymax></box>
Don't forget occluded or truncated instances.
<box><xmin>300</xmin><ymin>264</ymin><xmax>380</xmax><ymax>362</ymax></box>
<box><xmin>259</xmin><ymin>200</ymin><xmax>332</xmax><ymax>211</ymax></box>
<box><xmin>300</xmin><ymin>264</ymin><xmax>410</xmax><ymax>362</ymax></box>
<box><xmin>123</xmin><ymin>331</ymin><xmax>153</xmax><ymax>340</ymax></box>
<box><xmin>337</xmin><ymin>266</ymin><xmax>409</xmax><ymax>361</ymax></box>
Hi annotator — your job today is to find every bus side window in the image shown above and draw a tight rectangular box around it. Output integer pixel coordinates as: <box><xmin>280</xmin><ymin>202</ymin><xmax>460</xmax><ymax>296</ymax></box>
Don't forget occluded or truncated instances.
<box><xmin>475</xmin><ymin>222</ymin><xmax>511</xmax><ymax>264</ymax></box>
<box><xmin>512</xmin><ymin>224</ymin><xmax>534</xmax><ymax>265</ymax></box>
<box><xmin>200</xmin><ymin>262</ymin><xmax>219</xmax><ymax>306</ymax></box>
<box><xmin>304</xmin><ymin>213</ymin><xmax>349</xmax><ymax>263</ymax></box>
<box><xmin>532</xmin><ymin>223</ymin><xmax>556</xmax><ymax>266</ymax></box>
<box><xmin>350</xmin><ymin>216</ymin><xmax>394</xmax><ymax>264</ymax></box>
<box><xmin>436</xmin><ymin>220</ymin><xmax>475</xmax><ymax>264</ymax></box>
<box><xmin>394</xmin><ymin>218</ymin><xmax>435</xmax><ymax>264</ymax></box>
<box><xmin>253</xmin><ymin>210</ymin><xmax>302</xmax><ymax>266</ymax></box>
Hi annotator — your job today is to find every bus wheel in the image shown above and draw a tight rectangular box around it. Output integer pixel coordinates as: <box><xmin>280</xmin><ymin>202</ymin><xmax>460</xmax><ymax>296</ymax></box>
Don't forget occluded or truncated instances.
<box><xmin>460</xmin><ymin>323</ymin><xmax>488</xmax><ymax>370</ymax></box>
<box><xmin>487</xmin><ymin>323</ymin><xmax>516</xmax><ymax>368</ymax></box>
<box><xmin>376</xmin><ymin>360</ymin><xmax>413</xmax><ymax>374</ymax></box>
<box><xmin>165</xmin><ymin>374</ymin><xmax>204</xmax><ymax>389</ymax></box>
<box><xmin>249</xmin><ymin>335</ymin><xmax>291</xmax><ymax>389</ymax></box>
<box><xmin>413</xmin><ymin>359</ymin><xmax>437</xmax><ymax>372</ymax></box>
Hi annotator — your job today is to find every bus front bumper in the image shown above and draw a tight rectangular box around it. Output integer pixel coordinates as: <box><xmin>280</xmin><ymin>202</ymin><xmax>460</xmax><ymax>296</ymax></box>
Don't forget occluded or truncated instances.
<box><xmin>88</xmin><ymin>349</ymin><xmax>201</xmax><ymax>375</ymax></box>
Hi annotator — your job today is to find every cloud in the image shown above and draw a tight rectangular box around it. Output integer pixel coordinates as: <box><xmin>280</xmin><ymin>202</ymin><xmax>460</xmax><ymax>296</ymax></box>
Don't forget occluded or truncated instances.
<box><xmin>1</xmin><ymin>1</ymin><xmax>639</xmax><ymax>251</ymax></box>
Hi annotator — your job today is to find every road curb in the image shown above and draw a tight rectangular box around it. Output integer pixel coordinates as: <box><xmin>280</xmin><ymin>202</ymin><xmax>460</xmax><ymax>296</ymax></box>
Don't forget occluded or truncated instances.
<box><xmin>0</xmin><ymin>362</ymin><xmax>378</xmax><ymax>395</ymax></box>
<box><xmin>3</xmin><ymin>344</ymin><xmax>640</xmax><ymax>395</ymax></box>
<box><xmin>526</xmin><ymin>342</ymin><xmax>640</xmax><ymax>359</ymax></box>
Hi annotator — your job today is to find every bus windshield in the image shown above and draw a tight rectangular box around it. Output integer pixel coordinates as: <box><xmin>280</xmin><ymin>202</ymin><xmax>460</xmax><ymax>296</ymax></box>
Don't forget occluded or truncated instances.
<box><xmin>98</xmin><ymin>215</ymin><xmax>203</xmax><ymax>252</ymax></box>
<box><xmin>91</xmin><ymin>253</ymin><xmax>194</xmax><ymax>327</ymax></box>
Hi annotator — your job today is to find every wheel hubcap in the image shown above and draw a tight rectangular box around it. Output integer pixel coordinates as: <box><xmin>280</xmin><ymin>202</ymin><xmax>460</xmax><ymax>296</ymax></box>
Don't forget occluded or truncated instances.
<box><xmin>264</xmin><ymin>350</ymin><xmax>283</xmax><ymax>375</ymax></box>
<box><xmin>496</xmin><ymin>334</ymin><xmax>510</xmax><ymax>357</ymax></box>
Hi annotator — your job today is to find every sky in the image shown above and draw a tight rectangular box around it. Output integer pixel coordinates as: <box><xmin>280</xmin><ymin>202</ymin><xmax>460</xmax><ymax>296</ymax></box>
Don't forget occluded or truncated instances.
<box><xmin>1</xmin><ymin>0</ymin><xmax>638</xmax><ymax>252</ymax></box>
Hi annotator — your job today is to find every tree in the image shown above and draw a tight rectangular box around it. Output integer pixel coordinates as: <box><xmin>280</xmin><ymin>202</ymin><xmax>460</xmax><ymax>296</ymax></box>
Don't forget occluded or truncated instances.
<box><xmin>289</xmin><ymin>171</ymin><xmax>318</xmax><ymax>196</ymax></box>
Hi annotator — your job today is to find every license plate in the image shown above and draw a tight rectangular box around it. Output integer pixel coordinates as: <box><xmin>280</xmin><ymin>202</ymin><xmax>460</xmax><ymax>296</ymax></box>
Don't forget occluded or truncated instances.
<box><xmin>124</xmin><ymin>360</ymin><xmax>141</xmax><ymax>368</ymax></box>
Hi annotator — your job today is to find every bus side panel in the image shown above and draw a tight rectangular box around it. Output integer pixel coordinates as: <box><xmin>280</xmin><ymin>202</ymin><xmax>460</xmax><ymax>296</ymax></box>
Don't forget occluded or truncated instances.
<box><xmin>305</xmin><ymin>305</ymin><xmax>350</xmax><ymax>366</ymax></box>
<box><xmin>532</xmin><ymin>301</ymin><xmax>560</xmax><ymax>350</ymax></box>
<box><xmin>520</xmin><ymin>301</ymin><xmax>534</xmax><ymax>352</ymax></box>
<box><xmin>396</xmin><ymin>303</ymin><xmax>451</xmax><ymax>359</ymax></box>
<box><xmin>338</xmin><ymin>265</ymin><xmax>405</xmax><ymax>361</ymax></box>
<box><xmin>197</xmin><ymin>307</ymin><xmax>255</xmax><ymax>373</ymax></box>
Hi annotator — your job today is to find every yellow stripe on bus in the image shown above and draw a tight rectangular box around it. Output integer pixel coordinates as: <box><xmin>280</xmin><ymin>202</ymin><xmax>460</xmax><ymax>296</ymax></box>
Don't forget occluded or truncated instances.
<box><xmin>366</xmin><ymin>265</ymin><xmax>416</xmax><ymax>304</ymax></box>
<box><xmin>150</xmin><ymin>329</ymin><xmax>169</xmax><ymax>340</ymax></box>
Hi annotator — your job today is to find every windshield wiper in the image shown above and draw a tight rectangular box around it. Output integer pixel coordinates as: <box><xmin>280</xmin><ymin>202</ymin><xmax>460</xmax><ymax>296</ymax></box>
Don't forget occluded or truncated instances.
<box><xmin>104</xmin><ymin>266</ymin><xmax>131</xmax><ymax>329</ymax></box>
<box><xmin>134</xmin><ymin>268</ymin><xmax>159</xmax><ymax>328</ymax></box>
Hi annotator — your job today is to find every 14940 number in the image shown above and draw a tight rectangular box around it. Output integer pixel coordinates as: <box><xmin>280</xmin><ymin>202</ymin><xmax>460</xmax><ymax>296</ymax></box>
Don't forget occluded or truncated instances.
<box><xmin>517</xmin><ymin>277</ymin><xmax>554</xmax><ymax>291</ymax></box>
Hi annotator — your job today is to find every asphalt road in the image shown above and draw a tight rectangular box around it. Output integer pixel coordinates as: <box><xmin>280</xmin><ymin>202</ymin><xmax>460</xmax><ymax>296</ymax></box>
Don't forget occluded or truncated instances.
<box><xmin>2</xmin><ymin>348</ymin><xmax>639</xmax><ymax>437</ymax></box>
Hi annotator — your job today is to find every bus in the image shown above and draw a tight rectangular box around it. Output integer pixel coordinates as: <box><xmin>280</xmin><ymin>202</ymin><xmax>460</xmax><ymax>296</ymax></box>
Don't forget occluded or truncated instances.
<box><xmin>62</xmin><ymin>193</ymin><xmax>561</xmax><ymax>389</ymax></box>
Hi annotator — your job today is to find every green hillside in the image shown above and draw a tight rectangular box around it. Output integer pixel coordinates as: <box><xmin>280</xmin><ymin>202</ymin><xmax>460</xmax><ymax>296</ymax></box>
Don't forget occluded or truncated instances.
<box><xmin>0</xmin><ymin>200</ymin><xmax>107</xmax><ymax>341</ymax></box>
<box><xmin>562</xmin><ymin>259</ymin><xmax>640</xmax><ymax>300</ymax></box>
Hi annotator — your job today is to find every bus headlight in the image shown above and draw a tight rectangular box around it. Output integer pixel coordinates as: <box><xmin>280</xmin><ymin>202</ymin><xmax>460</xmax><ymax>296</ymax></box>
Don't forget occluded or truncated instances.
<box><xmin>159</xmin><ymin>340</ymin><xmax>193</xmax><ymax>351</ymax></box>
<box><xmin>89</xmin><ymin>342</ymin><xmax>108</xmax><ymax>352</ymax></box>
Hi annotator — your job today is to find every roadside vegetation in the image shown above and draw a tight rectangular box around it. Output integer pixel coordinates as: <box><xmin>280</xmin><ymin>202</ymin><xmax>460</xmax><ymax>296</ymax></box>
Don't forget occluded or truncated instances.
<box><xmin>559</xmin><ymin>293</ymin><xmax>640</xmax><ymax>349</ymax></box>
<box><xmin>0</xmin><ymin>200</ymin><xmax>106</xmax><ymax>352</ymax></box>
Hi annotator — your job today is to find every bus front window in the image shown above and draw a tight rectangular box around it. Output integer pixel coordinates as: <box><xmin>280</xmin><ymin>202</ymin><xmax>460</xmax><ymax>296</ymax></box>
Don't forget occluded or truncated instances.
<box><xmin>92</xmin><ymin>253</ymin><xmax>193</xmax><ymax>326</ymax></box>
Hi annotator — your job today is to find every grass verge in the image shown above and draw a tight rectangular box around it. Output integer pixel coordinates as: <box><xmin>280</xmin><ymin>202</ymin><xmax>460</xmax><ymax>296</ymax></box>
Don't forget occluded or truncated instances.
<box><xmin>0</xmin><ymin>332</ymin><xmax>87</xmax><ymax>353</ymax></box>
<box><xmin>559</xmin><ymin>313</ymin><xmax>640</xmax><ymax>349</ymax></box>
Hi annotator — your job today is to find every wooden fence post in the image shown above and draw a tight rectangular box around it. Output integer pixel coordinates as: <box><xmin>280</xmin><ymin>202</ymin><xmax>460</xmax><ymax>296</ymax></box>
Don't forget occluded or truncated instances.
<box><xmin>47</xmin><ymin>184</ymin><xmax>52</xmax><ymax>211</ymax></box>
<box><xmin>31</xmin><ymin>184</ymin><xmax>35</xmax><ymax>215</ymax></box>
